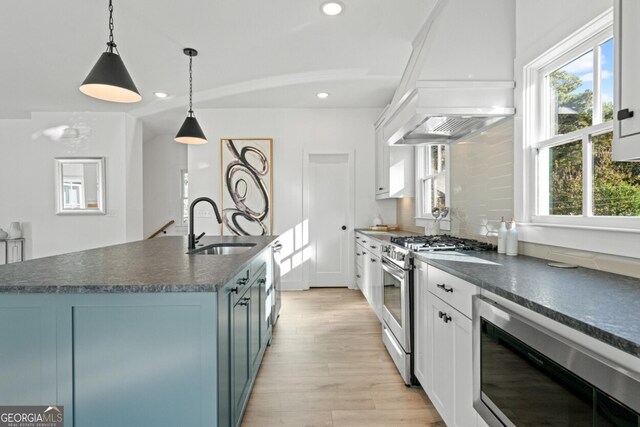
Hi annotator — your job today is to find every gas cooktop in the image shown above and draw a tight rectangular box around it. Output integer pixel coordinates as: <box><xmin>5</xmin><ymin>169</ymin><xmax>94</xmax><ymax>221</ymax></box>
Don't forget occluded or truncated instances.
<box><xmin>390</xmin><ymin>234</ymin><xmax>495</xmax><ymax>252</ymax></box>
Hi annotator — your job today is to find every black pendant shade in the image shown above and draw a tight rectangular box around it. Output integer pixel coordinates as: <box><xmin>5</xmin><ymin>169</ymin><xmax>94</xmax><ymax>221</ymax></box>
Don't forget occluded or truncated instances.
<box><xmin>175</xmin><ymin>116</ymin><xmax>207</xmax><ymax>145</ymax></box>
<box><xmin>80</xmin><ymin>51</ymin><xmax>142</xmax><ymax>103</ymax></box>
<box><xmin>175</xmin><ymin>48</ymin><xmax>207</xmax><ymax>144</ymax></box>
<box><xmin>80</xmin><ymin>0</ymin><xmax>141</xmax><ymax>103</ymax></box>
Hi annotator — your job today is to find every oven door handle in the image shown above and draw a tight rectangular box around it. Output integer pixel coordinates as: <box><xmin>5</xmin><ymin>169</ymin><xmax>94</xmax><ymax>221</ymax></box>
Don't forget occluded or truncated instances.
<box><xmin>381</xmin><ymin>258</ymin><xmax>406</xmax><ymax>281</ymax></box>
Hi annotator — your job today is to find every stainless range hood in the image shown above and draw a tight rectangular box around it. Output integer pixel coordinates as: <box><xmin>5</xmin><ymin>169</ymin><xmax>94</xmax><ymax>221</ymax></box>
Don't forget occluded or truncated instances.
<box><xmin>400</xmin><ymin>116</ymin><xmax>506</xmax><ymax>144</ymax></box>
<box><xmin>384</xmin><ymin>80</ymin><xmax>515</xmax><ymax>145</ymax></box>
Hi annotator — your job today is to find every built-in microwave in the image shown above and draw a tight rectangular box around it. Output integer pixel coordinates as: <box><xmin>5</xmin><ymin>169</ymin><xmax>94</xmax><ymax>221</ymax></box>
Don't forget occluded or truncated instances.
<box><xmin>473</xmin><ymin>295</ymin><xmax>640</xmax><ymax>427</ymax></box>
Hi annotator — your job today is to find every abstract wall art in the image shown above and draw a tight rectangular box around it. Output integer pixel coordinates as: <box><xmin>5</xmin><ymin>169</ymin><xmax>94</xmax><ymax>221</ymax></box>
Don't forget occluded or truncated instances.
<box><xmin>220</xmin><ymin>138</ymin><xmax>273</xmax><ymax>235</ymax></box>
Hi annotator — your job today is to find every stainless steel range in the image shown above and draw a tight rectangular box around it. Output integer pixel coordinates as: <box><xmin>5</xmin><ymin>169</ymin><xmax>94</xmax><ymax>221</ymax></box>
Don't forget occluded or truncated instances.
<box><xmin>381</xmin><ymin>235</ymin><xmax>495</xmax><ymax>385</ymax></box>
<box><xmin>380</xmin><ymin>243</ymin><xmax>413</xmax><ymax>384</ymax></box>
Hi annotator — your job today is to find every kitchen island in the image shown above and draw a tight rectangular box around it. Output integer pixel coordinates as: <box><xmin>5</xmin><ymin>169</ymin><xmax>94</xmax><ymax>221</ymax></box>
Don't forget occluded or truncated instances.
<box><xmin>0</xmin><ymin>235</ymin><xmax>277</xmax><ymax>427</ymax></box>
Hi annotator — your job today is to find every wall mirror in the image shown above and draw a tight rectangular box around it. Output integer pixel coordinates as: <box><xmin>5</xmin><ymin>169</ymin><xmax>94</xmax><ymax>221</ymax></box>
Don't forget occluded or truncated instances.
<box><xmin>55</xmin><ymin>157</ymin><xmax>106</xmax><ymax>215</ymax></box>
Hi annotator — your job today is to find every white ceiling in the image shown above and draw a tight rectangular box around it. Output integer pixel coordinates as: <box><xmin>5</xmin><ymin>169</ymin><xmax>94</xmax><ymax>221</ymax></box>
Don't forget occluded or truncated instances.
<box><xmin>1</xmin><ymin>0</ymin><xmax>432</xmax><ymax>136</ymax></box>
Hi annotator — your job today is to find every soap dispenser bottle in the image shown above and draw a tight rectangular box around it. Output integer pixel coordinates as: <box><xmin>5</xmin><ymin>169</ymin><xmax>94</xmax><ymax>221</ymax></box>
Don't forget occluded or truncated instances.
<box><xmin>506</xmin><ymin>218</ymin><xmax>518</xmax><ymax>256</ymax></box>
<box><xmin>497</xmin><ymin>217</ymin><xmax>507</xmax><ymax>254</ymax></box>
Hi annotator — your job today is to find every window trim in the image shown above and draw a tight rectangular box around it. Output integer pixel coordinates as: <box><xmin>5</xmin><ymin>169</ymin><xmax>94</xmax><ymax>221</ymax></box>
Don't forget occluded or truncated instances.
<box><xmin>523</xmin><ymin>9</ymin><xmax>639</xmax><ymax>231</ymax></box>
<box><xmin>517</xmin><ymin>8</ymin><xmax>640</xmax><ymax>258</ymax></box>
<box><xmin>415</xmin><ymin>144</ymin><xmax>451</xmax><ymax>230</ymax></box>
<box><xmin>181</xmin><ymin>169</ymin><xmax>189</xmax><ymax>224</ymax></box>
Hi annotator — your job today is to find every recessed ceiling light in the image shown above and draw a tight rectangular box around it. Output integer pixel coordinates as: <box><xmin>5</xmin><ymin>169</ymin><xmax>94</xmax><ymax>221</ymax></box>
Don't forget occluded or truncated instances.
<box><xmin>154</xmin><ymin>92</ymin><xmax>168</xmax><ymax>98</ymax></box>
<box><xmin>321</xmin><ymin>2</ymin><xmax>344</xmax><ymax>16</ymax></box>
<box><xmin>317</xmin><ymin>92</ymin><xmax>330</xmax><ymax>99</ymax></box>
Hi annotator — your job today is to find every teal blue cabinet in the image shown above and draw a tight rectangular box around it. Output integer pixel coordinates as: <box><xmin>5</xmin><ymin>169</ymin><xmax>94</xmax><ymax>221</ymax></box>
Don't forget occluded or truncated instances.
<box><xmin>219</xmin><ymin>256</ymin><xmax>271</xmax><ymax>427</ymax></box>
<box><xmin>217</xmin><ymin>285</ymin><xmax>233</xmax><ymax>427</ymax></box>
<box><xmin>250</xmin><ymin>275</ymin><xmax>264</xmax><ymax>368</ymax></box>
<box><xmin>0</xmin><ymin>295</ymin><xmax>57</xmax><ymax>405</ymax></box>
<box><xmin>71</xmin><ymin>303</ymin><xmax>208</xmax><ymax>427</ymax></box>
<box><xmin>0</xmin><ymin>293</ymin><xmax>218</xmax><ymax>427</ymax></box>
<box><xmin>232</xmin><ymin>291</ymin><xmax>251</xmax><ymax>420</ymax></box>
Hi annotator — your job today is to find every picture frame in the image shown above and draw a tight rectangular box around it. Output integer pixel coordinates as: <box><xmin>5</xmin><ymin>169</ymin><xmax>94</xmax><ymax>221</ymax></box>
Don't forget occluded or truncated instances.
<box><xmin>54</xmin><ymin>157</ymin><xmax>106</xmax><ymax>215</ymax></box>
<box><xmin>220</xmin><ymin>138</ymin><xmax>273</xmax><ymax>235</ymax></box>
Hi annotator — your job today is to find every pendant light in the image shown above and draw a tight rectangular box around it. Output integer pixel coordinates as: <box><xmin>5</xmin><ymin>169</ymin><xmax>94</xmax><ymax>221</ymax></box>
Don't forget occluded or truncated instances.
<box><xmin>175</xmin><ymin>48</ymin><xmax>207</xmax><ymax>145</ymax></box>
<box><xmin>79</xmin><ymin>0</ymin><xmax>142</xmax><ymax>103</ymax></box>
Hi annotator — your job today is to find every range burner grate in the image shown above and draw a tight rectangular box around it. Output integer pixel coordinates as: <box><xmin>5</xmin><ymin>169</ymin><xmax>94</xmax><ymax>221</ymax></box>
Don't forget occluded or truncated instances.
<box><xmin>390</xmin><ymin>234</ymin><xmax>495</xmax><ymax>252</ymax></box>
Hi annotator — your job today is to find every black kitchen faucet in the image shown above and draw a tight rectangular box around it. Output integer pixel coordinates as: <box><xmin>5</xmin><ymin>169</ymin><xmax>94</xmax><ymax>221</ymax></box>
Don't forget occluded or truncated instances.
<box><xmin>188</xmin><ymin>197</ymin><xmax>222</xmax><ymax>250</ymax></box>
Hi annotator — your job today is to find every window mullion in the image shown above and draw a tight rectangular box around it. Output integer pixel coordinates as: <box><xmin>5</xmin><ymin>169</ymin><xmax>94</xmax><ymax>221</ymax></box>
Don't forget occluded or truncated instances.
<box><xmin>537</xmin><ymin>146</ymin><xmax>549</xmax><ymax>216</ymax></box>
<box><xmin>593</xmin><ymin>44</ymin><xmax>602</xmax><ymax>125</ymax></box>
<box><xmin>583</xmin><ymin>133</ymin><xmax>594</xmax><ymax>217</ymax></box>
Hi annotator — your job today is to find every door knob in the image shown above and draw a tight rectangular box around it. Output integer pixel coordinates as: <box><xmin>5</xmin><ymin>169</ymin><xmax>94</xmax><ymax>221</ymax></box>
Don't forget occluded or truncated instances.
<box><xmin>341</xmin><ymin>225</ymin><xmax>347</xmax><ymax>230</ymax></box>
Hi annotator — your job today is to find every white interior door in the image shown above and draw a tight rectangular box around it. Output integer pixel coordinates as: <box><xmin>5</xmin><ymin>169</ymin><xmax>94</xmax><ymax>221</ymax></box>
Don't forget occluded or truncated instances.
<box><xmin>305</xmin><ymin>153</ymin><xmax>353</xmax><ymax>287</ymax></box>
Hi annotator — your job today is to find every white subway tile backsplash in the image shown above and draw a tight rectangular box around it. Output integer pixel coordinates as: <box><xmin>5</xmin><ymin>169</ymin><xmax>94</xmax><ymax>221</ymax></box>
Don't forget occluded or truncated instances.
<box><xmin>449</xmin><ymin>119</ymin><xmax>515</xmax><ymax>240</ymax></box>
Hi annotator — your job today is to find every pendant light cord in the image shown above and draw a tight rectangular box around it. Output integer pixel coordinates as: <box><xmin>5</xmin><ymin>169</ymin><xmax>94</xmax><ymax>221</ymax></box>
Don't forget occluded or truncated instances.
<box><xmin>106</xmin><ymin>0</ymin><xmax>118</xmax><ymax>54</ymax></box>
<box><xmin>188</xmin><ymin>54</ymin><xmax>194</xmax><ymax>117</ymax></box>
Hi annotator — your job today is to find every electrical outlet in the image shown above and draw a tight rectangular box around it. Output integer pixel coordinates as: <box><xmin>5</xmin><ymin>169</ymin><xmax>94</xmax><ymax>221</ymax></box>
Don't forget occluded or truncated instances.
<box><xmin>197</xmin><ymin>210</ymin><xmax>213</xmax><ymax>218</ymax></box>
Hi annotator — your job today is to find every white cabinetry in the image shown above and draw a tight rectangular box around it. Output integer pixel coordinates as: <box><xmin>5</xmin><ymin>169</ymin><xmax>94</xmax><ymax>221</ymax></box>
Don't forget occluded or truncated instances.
<box><xmin>413</xmin><ymin>258</ymin><xmax>429</xmax><ymax>388</ymax></box>
<box><xmin>416</xmin><ymin>263</ymin><xmax>478</xmax><ymax>427</ymax></box>
<box><xmin>355</xmin><ymin>233</ymin><xmax>383</xmax><ymax>322</ymax></box>
<box><xmin>614</xmin><ymin>0</ymin><xmax>640</xmax><ymax>160</ymax></box>
<box><xmin>375</xmin><ymin>123</ymin><xmax>390</xmax><ymax>196</ymax></box>
<box><xmin>365</xmin><ymin>250</ymin><xmax>382</xmax><ymax>321</ymax></box>
<box><xmin>355</xmin><ymin>244</ymin><xmax>364</xmax><ymax>291</ymax></box>
<box><xmin>374</xmin><ymin>109</ymin><xmax>415</xmax><ymax>199</ymax></box>
<box><xmin>426</xmin><ymin>295</ymin><xmax>475</xmax><ymax>427</ymax></box>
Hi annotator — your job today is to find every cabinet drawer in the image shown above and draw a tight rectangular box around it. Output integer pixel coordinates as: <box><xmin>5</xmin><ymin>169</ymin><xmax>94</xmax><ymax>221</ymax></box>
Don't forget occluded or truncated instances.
<box><xmin>355</xmin><ymin>247</ymin><xmax>364</xmax><ymax>269</ymax></box>
<box><xmin>251</xmin><ymin>262</ymin><xmax>266</xmax><ymax>282</ymax></box>
<box><xmin>355</xmin><ymin>265</ymin><xmax>363</xmax><ymax>290</ymax></box>
<box><xmin>356</xmin><ymin>233</ymin><xmax>371</xmax><ymax>248</ymax></box>
<box><xmin>250</xmin><ymin>252</ymin><xmax>268</xmax><ymax>278</ymax></box>
<box><xmin>427</xmin><ymin>265</ymin><xmax>477</xmax><ymax>318</ymax></box>
<box><xmin>367</xmin><ymin>240</ymin><xmax>382</xmax><ymax>258</ymax></box>
<box><xmin>231</xmin><ymin>268</ymin><xmax>251</xmax><ymax>304</ymax></box>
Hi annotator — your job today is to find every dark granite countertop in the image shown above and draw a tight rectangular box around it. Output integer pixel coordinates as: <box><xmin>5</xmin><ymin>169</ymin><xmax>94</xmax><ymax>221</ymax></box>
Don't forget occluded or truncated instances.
<box><xmin>0</xmin><ymin>236</ymin><xmax>277</xmax><ymax>293</ymax></box>
<box><xmin>357</xmin><ymin>229</ymin><xmax>640</xmax><ymax>358</ymax></box>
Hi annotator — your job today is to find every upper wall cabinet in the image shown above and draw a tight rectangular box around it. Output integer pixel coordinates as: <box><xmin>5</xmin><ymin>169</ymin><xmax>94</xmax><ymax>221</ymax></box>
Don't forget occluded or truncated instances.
<box><xmin>375</xmin><ymin>110</ymin><xmax>390</xmax><ymax>196</ymax></box>
<box><xmin>614</xmin><ymin>0</ymin><xmax>640</xmax><ymax>161</ymax></box>
<box><xmin>375</xmin><ymin>109</ymin><xmax>414</xmax><ymax>199</ymax></box>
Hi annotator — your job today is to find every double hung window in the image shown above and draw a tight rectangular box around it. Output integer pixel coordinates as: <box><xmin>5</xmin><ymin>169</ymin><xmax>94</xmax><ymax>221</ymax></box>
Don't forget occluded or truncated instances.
<box><xmin>531</xmin><ymin>23</ymin><xmax>640</xmax><ymax>224</ymax></box>
<box><xmin>416</xmin><ymin>144</ymin><xmax>449</xmax><ymax>220</ymax></box>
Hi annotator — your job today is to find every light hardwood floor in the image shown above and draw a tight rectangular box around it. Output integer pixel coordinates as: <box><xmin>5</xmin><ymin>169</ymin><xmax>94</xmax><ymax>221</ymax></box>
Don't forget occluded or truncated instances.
<box><xmin>241</xmin><ymin>288</ymin><xmax>444</xmax><ymax>427</ymax></box>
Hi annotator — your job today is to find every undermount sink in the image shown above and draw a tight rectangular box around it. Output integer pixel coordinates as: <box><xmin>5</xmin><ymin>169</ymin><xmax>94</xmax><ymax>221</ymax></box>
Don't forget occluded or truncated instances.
<box><xmin>190</xmin><ymin>243</ymin><xmax>256</xmax><ymax>255</ymax></box>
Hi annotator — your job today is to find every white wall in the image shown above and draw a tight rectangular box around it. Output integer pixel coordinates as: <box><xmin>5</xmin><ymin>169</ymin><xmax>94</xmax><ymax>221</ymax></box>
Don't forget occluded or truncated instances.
<box><xmin>514</xmin><ymin>0</ymin><xmax>611</xmax><ymax>66</ymax></box>
<box><xmin>0</xmin><ymin>112</ymin><xmax>143</xmax><ymax>260</ymax></box>
<box><xmin>143</xmin><ymin>135</ymin><xmax>188</xmax><ymax>238</ymax></box>
<box><xmin>186</xmin><ymin>108</ymin><xmax>396</xmax><ymax>289</ymax></box>
<box><xmin>125</xmin><ymin>114</ymin><xmax>144</xmax><ymax>242</ymax></box>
